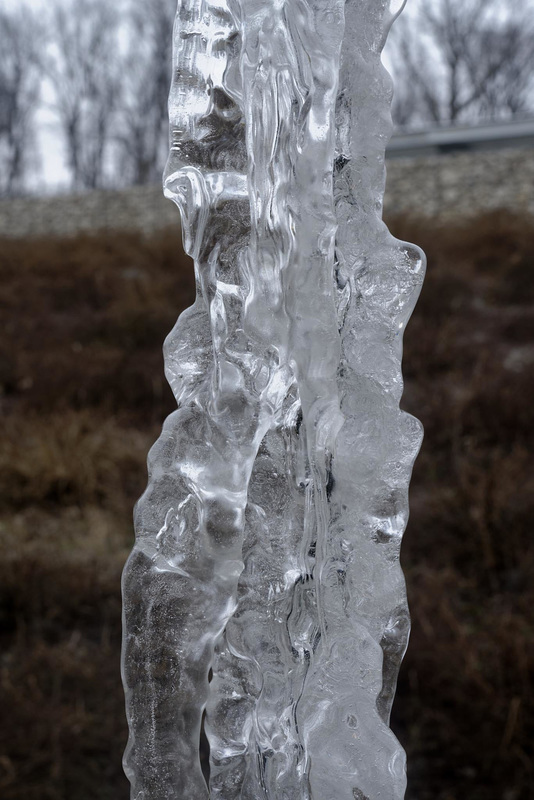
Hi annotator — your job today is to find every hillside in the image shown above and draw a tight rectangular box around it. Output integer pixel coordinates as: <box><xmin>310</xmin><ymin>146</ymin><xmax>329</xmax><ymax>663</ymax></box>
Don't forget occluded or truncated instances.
<box><xmin>1</xmin><ymin>212</ymin><xmax>533</xmax><ymax>799</ymax></box>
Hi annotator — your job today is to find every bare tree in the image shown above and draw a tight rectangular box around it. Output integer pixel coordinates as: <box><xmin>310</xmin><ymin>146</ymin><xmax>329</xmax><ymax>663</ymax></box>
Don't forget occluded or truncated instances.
<box><xmin>0</xmin><ymin>7</ymin><xmax>42</xmax><ymax>197</ymax></box>
<box><xmin>113</xmin><ymin>0</ymin><xmax>175</xmax><ymax>186</ymax></box>
<box><xmin>388</xmin><ymin>0</ymin><xmax>534</xmax><ymax>128</ymax></box>
<box><xmin>45</xmin><ymin>0</ymin><xmax>122</xmax><ymax>191</ymax></box>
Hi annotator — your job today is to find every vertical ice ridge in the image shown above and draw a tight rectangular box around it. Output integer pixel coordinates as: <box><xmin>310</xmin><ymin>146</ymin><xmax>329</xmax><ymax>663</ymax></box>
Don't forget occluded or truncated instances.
<box><xmin>293</xmin><ymin>3</ymin><xmax>425</xmax><ymax>798</ymax></box>
<box><xmin>122</xmin><ymin>0</ymin><xmax>277</xmax><ymax>796</ymax></box>
<box><xmin>206</xmin><ymin>2</ymin><xmax>348</xmax><ymax>796</ymax></box>
<box><xmin>122</xmin><ymin>1</ymin><xmax>424</xmax><ymax>798</ymax></box>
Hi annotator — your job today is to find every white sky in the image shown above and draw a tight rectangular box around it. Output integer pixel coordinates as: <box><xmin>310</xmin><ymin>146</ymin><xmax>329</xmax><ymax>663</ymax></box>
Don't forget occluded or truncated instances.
<box><xmin>2</xmin><ymin>0</ymin><xmax>524</xmax><ymax>192</ymax></box>
<box><xmin>2</xmin><ymin>0</ymin><xmax>68</xmax><ymax>191</ymax></box>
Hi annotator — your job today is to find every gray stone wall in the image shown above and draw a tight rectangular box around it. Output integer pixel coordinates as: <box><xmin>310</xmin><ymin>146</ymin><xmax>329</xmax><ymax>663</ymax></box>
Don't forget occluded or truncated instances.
<box><xmin>0</xmin><ymin>185</ymin><xmax>178</xmax><ymax>240</ymax></box>
<box><xmin>0</xmin><ymin>148</ymin><xmax>532</xmax><ymax>239</ymax></box>
<box><xmin>383</xmin><ymin>147</ymin><xmax>534</xmax><ymax>220</ymax></box>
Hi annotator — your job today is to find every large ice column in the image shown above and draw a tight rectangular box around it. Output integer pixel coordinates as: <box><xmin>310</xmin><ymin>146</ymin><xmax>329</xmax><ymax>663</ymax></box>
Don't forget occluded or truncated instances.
<box><xmin>121</xmin><ymin>0</ymin><xmax>425</xmax><ymax>798</ymax></box>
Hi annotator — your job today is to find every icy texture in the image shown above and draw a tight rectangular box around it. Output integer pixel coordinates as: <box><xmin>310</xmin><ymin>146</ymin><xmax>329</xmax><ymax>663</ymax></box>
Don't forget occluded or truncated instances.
<box><xmin>121</xmin><ymin>0</ymin><xmax>425</xmax><ymax>798</ymax></box>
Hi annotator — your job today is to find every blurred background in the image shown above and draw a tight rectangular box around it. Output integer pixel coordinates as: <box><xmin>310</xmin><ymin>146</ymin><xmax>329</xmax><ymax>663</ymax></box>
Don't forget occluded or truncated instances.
<box><xmin>1</xmin><ymin>0</ymin><xmax>533</xmax><ymax>798</ymax></box>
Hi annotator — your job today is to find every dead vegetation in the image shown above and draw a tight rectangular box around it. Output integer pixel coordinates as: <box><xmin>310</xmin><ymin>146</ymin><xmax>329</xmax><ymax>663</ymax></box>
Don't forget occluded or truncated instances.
<box><xmin>0</xmin><ymin>212</ymin><xmax>533</xmax><ymax>799</ymax></box>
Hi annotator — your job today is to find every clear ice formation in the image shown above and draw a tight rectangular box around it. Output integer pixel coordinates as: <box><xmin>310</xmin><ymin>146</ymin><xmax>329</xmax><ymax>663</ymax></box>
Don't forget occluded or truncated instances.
<box><xmin>121</xmin><ymin>0</ymin><xmax>425</xmax><ymax>798</ymax></box>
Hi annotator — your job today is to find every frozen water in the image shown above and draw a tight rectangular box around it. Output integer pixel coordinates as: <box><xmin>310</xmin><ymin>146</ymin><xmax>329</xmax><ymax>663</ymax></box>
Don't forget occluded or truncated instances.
<box><xmin>121</xmin><ymin>0</ymin><xmax>425</xmax><ymax>798</ymax></box>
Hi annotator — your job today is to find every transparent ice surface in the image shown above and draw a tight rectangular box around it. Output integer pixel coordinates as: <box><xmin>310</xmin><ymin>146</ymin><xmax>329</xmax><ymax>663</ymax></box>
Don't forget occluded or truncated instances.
<box><xmin>121</xmin><ymin>0</ymin><xmax>425</xmax><ymax>798</ymax></box>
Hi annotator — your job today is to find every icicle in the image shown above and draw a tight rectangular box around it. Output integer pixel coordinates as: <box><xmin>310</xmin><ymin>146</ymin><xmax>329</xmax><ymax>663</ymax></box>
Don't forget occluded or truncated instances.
<box><xmin>122</xmin><ymin>1</ymin><xmax>425</xmax><ymax>797</ymax></box>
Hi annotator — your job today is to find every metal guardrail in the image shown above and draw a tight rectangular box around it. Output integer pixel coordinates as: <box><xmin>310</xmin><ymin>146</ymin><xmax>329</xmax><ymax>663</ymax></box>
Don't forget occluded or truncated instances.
<box><xmin>387</xmin><ymin>118</ymin><xmax>534</xmax><ymax>158</ymax></box>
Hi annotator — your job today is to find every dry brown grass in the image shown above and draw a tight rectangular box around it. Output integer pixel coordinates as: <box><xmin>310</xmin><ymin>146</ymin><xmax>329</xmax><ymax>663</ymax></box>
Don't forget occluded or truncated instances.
<box><xmin>0</xmin><ymin>212</ymin><xmax>533</xmax><ymax>799</ymax></box>
<box><xmin>391</xmin><ymin>211</ymin><xmax>534</xmax><ymax>799</ymax></box>
<box><xmin>0</xmin><ymin>228</ymin><xmax>192</xmax><ymax>800</ymax></box>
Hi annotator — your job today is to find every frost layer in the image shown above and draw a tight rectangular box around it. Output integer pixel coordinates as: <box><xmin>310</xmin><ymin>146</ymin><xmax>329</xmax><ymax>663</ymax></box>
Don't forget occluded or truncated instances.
<box><xmin>121</xmin><ymin>0</ymin><xmax>425</xmax><ymax>798</ymax></box>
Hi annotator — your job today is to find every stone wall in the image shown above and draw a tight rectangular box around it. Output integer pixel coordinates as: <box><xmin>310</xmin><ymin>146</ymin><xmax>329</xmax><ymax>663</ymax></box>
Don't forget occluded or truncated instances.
<box><xmin>0</xmin><ymin>185</ymin><xmax>178</xmax><ymax>240</ymax></box>
<box><xmin>383</xmin><ymin>147</ymin><xmax>534</xmax><ymax>220</ymax></box>
<box><xmin>0</xmin><ymin>148</ymin><xmax>532</xmax><ymax>239</ymax></box>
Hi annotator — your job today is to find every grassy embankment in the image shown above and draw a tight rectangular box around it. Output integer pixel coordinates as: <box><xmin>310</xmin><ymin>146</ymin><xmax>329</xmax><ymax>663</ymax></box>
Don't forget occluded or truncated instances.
<box><xmin>1</xmin><ymin>212</ymin><xmax>533</xmax><ymax>799</ymax></box>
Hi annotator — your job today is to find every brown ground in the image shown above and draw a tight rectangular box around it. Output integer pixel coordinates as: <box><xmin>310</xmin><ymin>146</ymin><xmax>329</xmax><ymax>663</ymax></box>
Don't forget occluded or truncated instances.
<box><xmin>0</xmin><ymin>211</ymin><xmax>533</xmax><ymax>799</ymax></box>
